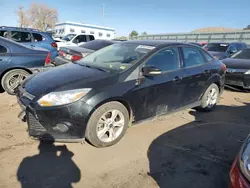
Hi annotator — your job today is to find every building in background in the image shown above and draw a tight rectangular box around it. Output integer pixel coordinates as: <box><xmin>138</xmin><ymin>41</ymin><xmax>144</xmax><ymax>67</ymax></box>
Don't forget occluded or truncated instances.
<box><xmin>54</xmin><ymin>21</ymin><xmax>115</xmax><ymax>40</ymax></box>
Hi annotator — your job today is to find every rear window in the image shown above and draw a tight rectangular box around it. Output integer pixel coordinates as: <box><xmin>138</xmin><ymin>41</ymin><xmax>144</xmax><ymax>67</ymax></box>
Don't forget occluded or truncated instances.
<box><xmin>79</xmin><ymin>40</ymin><xmax>114</xmax><ymax>51</ymax></box>
<box><xmin>0</xmin><ymin>45</ymin><xmax>7</xmax><ymax>53</ymax></box>
<box><xmin>33</xmin><ymin>33</ymin><xmax>44</xmax><ymax>42</ymax></box>
<box><xmin>204</xmin><ymin>43</ymin><xmax>229</xmax><ymax>52</ymax></box>
<box><xmin>11</xmin><ymin>31</ymin><xmax>32</xmax><ymax>42</ymax></box>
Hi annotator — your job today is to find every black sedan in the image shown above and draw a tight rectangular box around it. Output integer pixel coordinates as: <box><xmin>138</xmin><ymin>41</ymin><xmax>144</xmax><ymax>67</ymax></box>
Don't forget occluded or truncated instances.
<box><xmin>54</xmin><ymin>39</ymin><xmax>118</xmax><ymax>66</ymax></box>
<box><xmin>0</xmin><ymin>37</ymin><xmax>51</xmax><ymax>95</ymax></box>
<box><xmin>16</xmin><ymin>41</ymin><xmax>225</xmax><ymax>147</ymax></box>
<box><xmin>222</xmin><ymin>48</ymin><xmax>250</xmax><ymax>89</ymax></box>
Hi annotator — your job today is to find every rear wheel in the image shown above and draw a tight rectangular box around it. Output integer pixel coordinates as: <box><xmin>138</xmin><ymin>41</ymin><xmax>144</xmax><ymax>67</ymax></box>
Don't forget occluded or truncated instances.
<box><xmin>1</xmin><ymin>69</ymin><xmax>30</xmax><ymax>95</ymax></box>
<box><xmin>198</xmin><ymin>83</ymin><xmax>219</xmax><ymax>112</ymax></box>
<box><xmin>85</xmin><ymin>101</ymin><xmax>129</xmax><ymax>148</ymax></box>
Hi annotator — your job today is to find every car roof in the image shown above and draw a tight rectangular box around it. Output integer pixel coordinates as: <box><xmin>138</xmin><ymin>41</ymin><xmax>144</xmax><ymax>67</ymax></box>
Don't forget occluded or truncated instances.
<box><xmin>122</xmin><ymin>40</ymin><xmax>186</xmax><ymax>47</ymax></box>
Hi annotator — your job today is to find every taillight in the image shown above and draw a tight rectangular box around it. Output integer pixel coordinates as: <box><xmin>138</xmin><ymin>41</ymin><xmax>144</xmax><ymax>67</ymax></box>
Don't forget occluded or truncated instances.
<box><xmin>51</xmin><ymin>42</ymin><xmax>57</xmax><ymax>48</ymax></box>
<box><xmin>45</xmin><ymin>52</ymin><xmax>51</xmax><ymax>64</ymax></box>
<box><xmin>222</xmin><ymin>63</ymin><xmax>226</xmax><ymax>73</ymax></box>
<box><xmin>71</xmin><ymin>55</ymin><xmax>82</xmax><ymax>61</ymax></box>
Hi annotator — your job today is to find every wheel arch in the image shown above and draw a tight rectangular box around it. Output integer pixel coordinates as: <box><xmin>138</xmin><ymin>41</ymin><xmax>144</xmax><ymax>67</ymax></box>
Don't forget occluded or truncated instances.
<box><xmin>0</xmin><ymin>67</ymin><xmax>32</xmax><ymax>93</ymax></box>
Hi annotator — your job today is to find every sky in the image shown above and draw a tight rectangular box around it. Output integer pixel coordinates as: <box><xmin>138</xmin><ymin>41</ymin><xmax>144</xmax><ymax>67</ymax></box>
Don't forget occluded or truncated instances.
<box><xmin>1</xmin><ymin>0</ymin><xmax>250</xmax><ymax>36</ymax></box>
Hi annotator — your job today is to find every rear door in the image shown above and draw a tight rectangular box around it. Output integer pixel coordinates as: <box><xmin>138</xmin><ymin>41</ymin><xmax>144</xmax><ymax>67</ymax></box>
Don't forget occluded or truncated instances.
<box><xmin>129</xmin><ymin>47</ymin><xmax>186</xmax><ymax>121</ymax></box>
<box><xmin>180</xmin><ymin>46</ymin><xmax>212</xmax><ymax>106</ymax></box>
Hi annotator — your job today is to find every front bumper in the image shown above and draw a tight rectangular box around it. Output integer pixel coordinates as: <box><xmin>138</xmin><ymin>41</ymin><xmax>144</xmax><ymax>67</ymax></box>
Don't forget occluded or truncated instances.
<box><xmin>225</xmin><ymin>71</ymin><xmax>250</xmax><ymax>89</ymax></box>
<box><xmin>16</xmin><ymin>87</ymin><xmax>94</xmax><ymax>142</ymax></box>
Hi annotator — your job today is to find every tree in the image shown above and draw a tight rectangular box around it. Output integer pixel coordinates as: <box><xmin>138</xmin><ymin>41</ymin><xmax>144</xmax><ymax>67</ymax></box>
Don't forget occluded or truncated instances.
<box><xmin>16</xmin><ymin>3</ymin><xmax>58</xmax><ymax>31</ymax></box>
<box><xmin>129</xmin><ymin>30</ymin><xmax>139</xmax><ymax>39</ymax></box>
<box><xmin>17</xmin><ymin>6</ymin><xmax>30</xmax><ymax>28</ymax></box>
<box><xmin>28</xmin><ymin>3</ymin><xmax>58</xmax><ymax>31</ymax></box>
<box><xmin>141</xmin><ymin>32</ymin><xmax>147</xmax><ymax>35</ymax></box>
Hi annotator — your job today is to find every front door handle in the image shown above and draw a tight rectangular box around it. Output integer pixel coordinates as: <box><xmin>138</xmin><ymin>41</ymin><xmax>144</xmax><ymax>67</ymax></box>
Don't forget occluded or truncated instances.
<box><xmin>203</xmin><ymin>70</ymin><xmax>210</xmax><ymax>75</ymax></box>
<box><xmin>173</xmin><ymin>76</ymin><xmax>182</xmax><ymax>83</ymax></box>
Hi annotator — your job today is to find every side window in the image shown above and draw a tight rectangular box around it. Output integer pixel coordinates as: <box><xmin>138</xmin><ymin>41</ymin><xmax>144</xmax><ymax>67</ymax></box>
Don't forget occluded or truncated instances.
<box><xmin>33</xmin><ymin>33</ymin><xmax>44</xmax><ymax>42</ymax></box>
<box><xmin>182</xmin><ymin>47</ymin><xmax>205</xmax><ymax>67</ymax></box>
<box><xmin>235</xmin><ymin>44</ymin><xmax>243</xmax><ymax>51</ymax></box>
<box><xmin>89</xmin><ymin>35</ymin><xmax>95</xmax><ymax>41</ymax></box>
<box><xmin>228</xmin><ymin>45</ymin><xmax>237</xmax><ymax>52</ymax></box>
<box><xmin>73</xmin><ymin>35</ymin><xmax>86</xmax><ymax>43</ymax></box>
<box><xmin>0</xmin><ymin>45</ymin><xmax>7</xmax><ymax>53</ymax></box>
<box><xmin>0</xmin><ymin>30</ymin><xmax>8</xmax><ymax>38</ymax></box>
<box><xmin>11</xmin><ymin>31</ymin><xmax>32</xmax><ymax>42</ymax></box>
<box><xmin>200</xmin><ymin>50</ymin><xmax>213</xmax><ymax>62</ymax></box>
<box><xmin>146</xmin><ymin>48</ymin><xmax>180</xmax><ymax>72</ymax></box>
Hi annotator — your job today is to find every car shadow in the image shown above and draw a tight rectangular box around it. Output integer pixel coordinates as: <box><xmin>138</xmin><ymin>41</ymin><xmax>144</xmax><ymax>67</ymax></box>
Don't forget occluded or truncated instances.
<box><xmin>17</xmin><ymin>139</ymin><xmax>81</xmax><ymax>188</ymax></box>
<box><xmin>148</xmin><ymin>103</ymin><xmax>250</xmax><ymax>188</ymax></box>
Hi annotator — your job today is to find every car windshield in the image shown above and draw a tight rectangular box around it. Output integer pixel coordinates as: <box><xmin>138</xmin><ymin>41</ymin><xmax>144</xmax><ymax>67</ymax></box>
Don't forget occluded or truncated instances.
<box><xmin>231</xmin><ymin>49</ymin><xmax>250</xmax><ymax>59</ymax></box>
<box><xmin>79</xmin><ymin>40</ymin><xmax>114</xmax><ymax>51</ymax></box>
<box><xmin>204</xmin><ymin>43</ymin><xmax>229</xmax><ymax>52</ymax></box>
<box><xmin>77</xmin><ymin>43</ymin><xmax>155</xmax><ymax>72</ymax></box>
<box><xmin>62</xmin><ymin>34</ymin><xmax>76</xmax><ymax>41</ymax></box>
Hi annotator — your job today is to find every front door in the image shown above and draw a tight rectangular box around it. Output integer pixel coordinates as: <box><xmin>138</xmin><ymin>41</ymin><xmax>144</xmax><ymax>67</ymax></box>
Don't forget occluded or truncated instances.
<box><xmin>129</xmin><ymin>47</ymin><xmax>186</xmax><ymax>122</ymax></box>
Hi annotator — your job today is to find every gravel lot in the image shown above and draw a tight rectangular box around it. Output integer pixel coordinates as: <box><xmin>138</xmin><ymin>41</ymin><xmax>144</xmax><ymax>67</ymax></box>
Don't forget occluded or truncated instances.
<box><xmin>0</xmin><ymin>90</ymin><xmax>250</xmax><ymax>188</ymax></box>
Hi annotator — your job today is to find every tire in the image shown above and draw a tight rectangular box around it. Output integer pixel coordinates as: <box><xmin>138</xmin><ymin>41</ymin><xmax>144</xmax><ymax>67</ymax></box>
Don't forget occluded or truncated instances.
<box><xmin>198</xmin><ymin>83</ymin><xmax>219</xmax><ymax>112</ymax></box>
<box><xmin>85</xmin><ymin>101</ymin><xmax>129</xmax><ymax>148</ymax></box>
<box><xmin>1</xmin><ymin>69</ymin><xmax>30</xmax><ymax>95</ymax></box>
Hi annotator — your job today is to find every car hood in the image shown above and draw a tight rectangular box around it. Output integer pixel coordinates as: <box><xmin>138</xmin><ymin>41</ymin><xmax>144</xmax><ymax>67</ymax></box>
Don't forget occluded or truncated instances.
<box><xmin>61</xmin><ymin>46</ymin><xmax>94</xmax><ymax>53</ymax></box>
<box><xmin>208</xmin><ymin>51</ymin><xmax>225</xmax><ymax>58</ymax></box>
<box><xmin>23</xmin><ymin>63</ymin><xmax>116</xmax><ymax>97</ymax></box>
<box><xmin>222</xmin><ymin>58</ymin><xmax>250</xmax><ymax>69</ymax></box>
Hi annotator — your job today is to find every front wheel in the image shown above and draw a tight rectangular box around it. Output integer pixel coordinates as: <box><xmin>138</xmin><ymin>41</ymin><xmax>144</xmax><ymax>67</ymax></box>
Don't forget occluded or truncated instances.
<box><xmin>1</xmin><ymin>69</ymin><xmax>30</xmax><ymax>95</ymax></box>
<box><xmin>85</xmin><ymin>101</ymin><xmax>129</xmax><ymax>148</ymax></box>
<box><xmin>198</xmin><ymin>83</ymin><xmax>219</xmax><ymax>112</ymax></box>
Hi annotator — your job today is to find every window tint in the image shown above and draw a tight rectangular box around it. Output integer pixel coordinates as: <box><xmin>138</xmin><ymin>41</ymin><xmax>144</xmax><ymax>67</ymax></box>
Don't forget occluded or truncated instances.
<box><xmin>89</xmin><ymin>35</ymin><xmax>95</xmax><ymax>41</ymax></box>
<box><xmin>182</xmin><ymin>47</ymin><xmax>205</xmax><ymax>67</ymax></box>
<box><xmin>0</xmin><ymin>30</ymin><xmax>8</xmax><ymax>38</ymax></box>
<box><xmin>0</xmin><ymin>45</ymin><xmax>7</xmax><ymax>53</ymax></box>
<box><xmin>11</xmin><ymin>31</ymin><xmax>32</xmax><ymax>42</ymax></box>
<box><xmin>200</xmin><ymin>50</ymin><xmax>213</xmax><ymax>62</ymax></box>
<box><xmin>33</xmin><ymin>33</ymin><xmax>43</xmax><ymax>42</ymax></box>
<box><xmin>146</xmin><ymin>48</ymin><xmax>179</xmax><ymax>72</ymax></box>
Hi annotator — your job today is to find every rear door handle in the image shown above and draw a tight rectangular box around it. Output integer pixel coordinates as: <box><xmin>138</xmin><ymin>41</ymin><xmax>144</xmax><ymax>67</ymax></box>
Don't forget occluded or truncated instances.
<box><xmin>203</xmin><ymin>70</ymin><xmax>210</xmax><ymax>75</ymax></box>
<box><xmin>173</xmin><ymin>76</ymin><xmax>182</xmax><ymax>83</ymax></box>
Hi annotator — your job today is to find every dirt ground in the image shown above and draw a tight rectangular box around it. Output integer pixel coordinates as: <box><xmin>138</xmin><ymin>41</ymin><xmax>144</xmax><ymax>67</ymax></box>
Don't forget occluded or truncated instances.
<box><xmin>0</xmin><ymin>90</ymin><xmax>250</xmax><ymax>188</ymax></box>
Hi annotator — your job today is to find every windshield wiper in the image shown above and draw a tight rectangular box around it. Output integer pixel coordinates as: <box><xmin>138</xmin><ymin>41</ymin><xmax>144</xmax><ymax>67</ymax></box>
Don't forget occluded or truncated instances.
<box><xmin>78</xmin><ymin>64</ymin><xmax>109</xmax><ymax>72</ymax></box>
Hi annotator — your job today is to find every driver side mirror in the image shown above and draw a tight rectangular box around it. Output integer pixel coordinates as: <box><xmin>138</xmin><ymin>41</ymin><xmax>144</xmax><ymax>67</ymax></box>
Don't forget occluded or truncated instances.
<box><xmin>142</xmin><ymin>66</ymin><xmax>161</xmax><ymax>76</ymax></box>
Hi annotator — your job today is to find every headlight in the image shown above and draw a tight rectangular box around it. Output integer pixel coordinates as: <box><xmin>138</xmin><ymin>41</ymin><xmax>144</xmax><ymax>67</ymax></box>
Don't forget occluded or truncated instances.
<box><xmin>245</xmin><ymin>70</ymin><xmax>250</xmax><ymax>74</ymax></box>
<box><xmin>239</xmin><ymin>137</ymin><xmax>250</xmax><ymax>182</ymax></box>
<box><xmin>37</xmin><ymin>88</ymin><xmax>91</xmax><ymax>107</ymax></box>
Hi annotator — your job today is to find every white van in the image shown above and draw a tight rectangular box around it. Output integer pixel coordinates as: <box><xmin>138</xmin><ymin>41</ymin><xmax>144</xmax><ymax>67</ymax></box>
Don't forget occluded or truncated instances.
<box><xmin>55</xmin><ymin>34</ymin><xmax>95</xmax><ymax>50</ymax></box>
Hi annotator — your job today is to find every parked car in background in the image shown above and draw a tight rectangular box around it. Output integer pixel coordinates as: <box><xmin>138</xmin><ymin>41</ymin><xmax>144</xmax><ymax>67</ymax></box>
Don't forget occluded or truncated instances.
<box><xmin>54</xmin><ymin>40</ymin><xmax>119</xmax><ymax>66</ymax></box>
<box><xmin>0</xmin><ymin>37</ymin><xmax>51</xmax><ymax>95</ymax></box>
<box><xmin>0</xmin><ymin>26</ymin><xmax>58</xmax><ymax>61</ymax></box>
<box><xmin>203</xmin><ymin>42</ymin><xmax>248</xmax><ymax>60</ymax></box>
<box><xmin>230</xmin><ymin>134</ymin><xmax>250</xmax><ymax>188</ymax></box>
<box><xmin>56</xmin><ymin>34</ymin><xmax>95</xmax><ymax>50</ymax></box>
<box><xmin>222</xmin><ymin>48</ymin><xmax>250</xmax><ymax>90</ymax></box>
<box><xmin>16</xmin><ymin>40</ymin><xmax>226</xmax><ymax>147</ymax></box>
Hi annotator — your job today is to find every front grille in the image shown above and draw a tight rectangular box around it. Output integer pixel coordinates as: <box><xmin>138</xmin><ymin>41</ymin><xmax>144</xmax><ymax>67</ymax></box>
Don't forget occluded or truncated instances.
<box><xmin>27</xmin><ymin>112</ymin><xmax>47</xmax><ymax>136</ymax></box>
